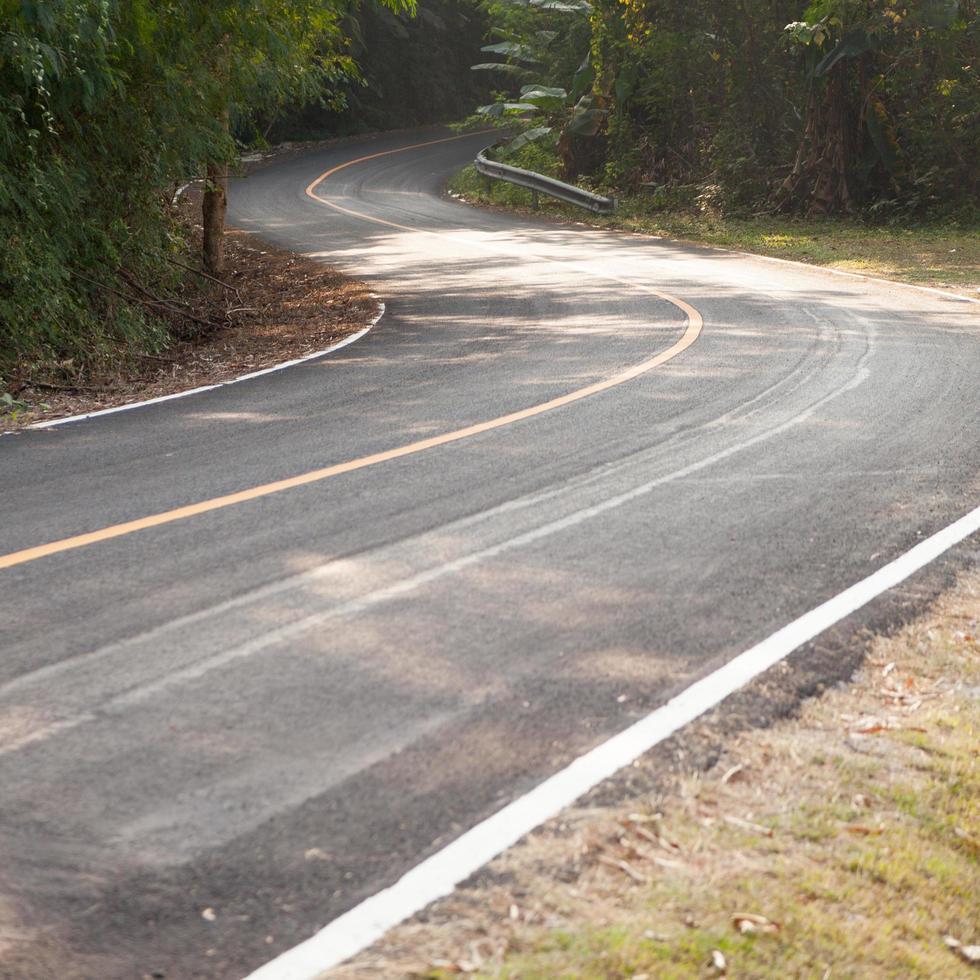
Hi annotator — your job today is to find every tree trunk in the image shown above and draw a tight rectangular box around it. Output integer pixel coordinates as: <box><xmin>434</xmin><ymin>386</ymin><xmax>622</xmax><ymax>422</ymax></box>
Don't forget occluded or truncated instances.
<box><xmin>775</xmin><ymin>65</ymin><xmax>855</xmax><ymax>215</ymax></box>
<box><xmin>202</xmin><ymin>108</ymin><xmax>230</xmax><ymax>276</ymax></box>
<box><xmin>202</xmin><ymin>158</ymin><xmax>228</xmax><ymax>276</ymax></box>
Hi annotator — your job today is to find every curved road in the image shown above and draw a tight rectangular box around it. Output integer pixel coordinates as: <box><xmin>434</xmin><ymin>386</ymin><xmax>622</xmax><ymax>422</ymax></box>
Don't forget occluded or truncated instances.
<box><xmin>0</xmin><ymin>128</ymin><xmax>977</xmax><ymax>979</ymax></box>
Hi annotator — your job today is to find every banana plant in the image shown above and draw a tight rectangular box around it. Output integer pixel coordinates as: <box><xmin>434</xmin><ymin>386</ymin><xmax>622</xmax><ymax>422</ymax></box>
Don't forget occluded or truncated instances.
<box><xmin>469</xmin><ymin>0</ymin><xmax>601</xmax><ymax>175</ymax></box>
<box><xmin>778</xmin><ymin>0</ymin><xmax>965</xmax><ymax>213</ymax></box>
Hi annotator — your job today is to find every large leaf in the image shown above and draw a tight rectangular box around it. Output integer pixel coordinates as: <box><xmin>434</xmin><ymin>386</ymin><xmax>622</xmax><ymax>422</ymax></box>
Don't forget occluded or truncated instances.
<box><xmin>519</xmin><ymin>84</ymin><xmax>568</xmax><ymax>110</ymax></box>
<box><xmin>566</xmin><ymin>97</ymin><xmax>605</xmax><ymax>136</ymax></box>
<box><xmin>813</xmin><ymin>28</ymin><xmax>871</xmax><ymax>77</ymax></box>
<box><xmin>570</xmin><ymin>52</ymin><xmax>594</xmax><ymax>102</ymax></box>
<box><xmin>520</xmin><ymin>84</ymin><xmax>567</xmax><ymax>98</ymax></box>
<box><xmin>614</xmin><ymin>64</ymin><xmax>639</xmax><ymax>104</ymax></box>
<box><xmin>508</xmin><ymin>126</ymin><xmax>553</xmax><ymax>151</ymax></box>
<box><xmin>480</xmin><ymin>41</ymin><xmax>539</xmax><ymax>63</ymax></box>
<box><xmin>530</xmin><ymin>0</ymin><xmax>592</xmax><ymax>12</ymax></box>
<box><xmin>471</xmin><ymin>62</ymin><xmax>532</xmax><ymax>77</ymax></box>
<box><xmin>566</xmin><ymin>108</ymin><xmax>604</xmax><ymax>135</ymax></box>
<box><xmin>477</xmin><ymin>101</ymin><xmax>539</xmax><ymax>117</ymax></box>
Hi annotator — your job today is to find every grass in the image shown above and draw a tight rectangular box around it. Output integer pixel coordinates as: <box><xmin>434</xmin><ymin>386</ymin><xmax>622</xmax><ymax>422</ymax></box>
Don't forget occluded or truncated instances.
<box><xmin>332</xmin><ymin>573</ymin><xmax>980</xmax><ymax>979</ymax></box>
<box><xmin>448</xmin><ymin>165</ymin><xmax>980</xmax><ymax>294</ymax></box>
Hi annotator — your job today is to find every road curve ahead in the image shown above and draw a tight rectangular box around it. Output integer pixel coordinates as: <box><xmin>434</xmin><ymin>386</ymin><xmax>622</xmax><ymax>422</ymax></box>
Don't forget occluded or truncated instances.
<box><xmin>0</xmin><ymin>128</ymin><xmax>977</xmax><ymax>979</ymax></box>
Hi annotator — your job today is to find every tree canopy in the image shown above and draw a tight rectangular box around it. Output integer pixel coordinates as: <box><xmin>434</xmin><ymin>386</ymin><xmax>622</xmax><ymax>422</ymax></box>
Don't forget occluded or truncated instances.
<box><xmin>471</xmin><ymin>0</ymin><xmax>979</xmax><ymax>216</ymax></box>
<box><xmin>0</xmin><ymin>0</ymin><xmax>412</xmax><ymax>380</ymax></box>
<box><xmin>2</xmin><ymin>0</ymin><xmax>974</xmax><ymax>386</ymax></box>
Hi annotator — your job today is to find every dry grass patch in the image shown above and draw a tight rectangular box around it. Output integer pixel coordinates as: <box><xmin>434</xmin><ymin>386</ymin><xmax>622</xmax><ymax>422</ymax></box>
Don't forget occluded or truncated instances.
<box><xmin>331</xmin><ymin>571</ymin><xmax>980</xmax><ymax>979</ymax></box>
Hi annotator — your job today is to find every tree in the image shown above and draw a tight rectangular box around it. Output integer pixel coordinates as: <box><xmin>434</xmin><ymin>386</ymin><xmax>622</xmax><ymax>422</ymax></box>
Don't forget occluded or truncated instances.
<box><xmin>0</xmin><ymin>0</ymin><xmax>412</xmax><ymax>380</ymax></box>
<box><xmin>184</xmin><ymin>1</ymin><xmax>362</xmax><ymax>274</ymax></box>
<box><xmin>467</xmin><ymin>0</ymin><xmax>978</xmax><ymax>215</ymax></box>
<box><xmin>779</xmin><ymin>0</ymin><xmax>976</xmax><ymax>213</ymax></box>
<box><xmin>468</xmin><ymin>0</ymin><xmax>599</xmax><ymax>180</ymax></box>
<box><xmin>121</xmin><ymin>0</ymin><xmax>367</xmax><ymax>275</ymax></box>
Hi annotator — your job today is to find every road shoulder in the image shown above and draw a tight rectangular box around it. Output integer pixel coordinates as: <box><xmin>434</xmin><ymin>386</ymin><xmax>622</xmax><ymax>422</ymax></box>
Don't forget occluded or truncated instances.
<box><xmin>328</xmin><ymin>558</ymin><xmax>979</xmax><ymax>978</ymax></box>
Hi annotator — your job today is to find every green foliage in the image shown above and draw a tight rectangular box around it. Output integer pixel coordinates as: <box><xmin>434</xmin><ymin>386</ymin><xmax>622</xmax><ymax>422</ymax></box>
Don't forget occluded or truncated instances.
<box><xmin>0</xmin><ymin>0</ymin><xmax>411</xmax><ymax>385</ymax></box>
<box><xmin>270</xmin><ymin>0</ymin><xmax>491</xmax><ymax>139</ymax></box>
<box><xmin>468</xmin><ymin>0</ymin><xmax>979</xmax><ymax>215</ymax></box>
<box><xmin>463</xmin><ymin>0</ymin><xmax>600</xmax><ymax>177</ymax></box>
<box><xmin>777</xmin><ymin>0</ymin><xmax>979</xmax><ymax>213</ymax></box>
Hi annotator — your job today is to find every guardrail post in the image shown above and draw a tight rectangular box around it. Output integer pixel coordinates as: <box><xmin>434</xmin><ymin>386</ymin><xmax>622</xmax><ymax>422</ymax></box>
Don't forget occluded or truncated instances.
<box><xmin>531</xmin><ymin>189</ymin><xmax>539</xmax><ymax>210</ymax></box>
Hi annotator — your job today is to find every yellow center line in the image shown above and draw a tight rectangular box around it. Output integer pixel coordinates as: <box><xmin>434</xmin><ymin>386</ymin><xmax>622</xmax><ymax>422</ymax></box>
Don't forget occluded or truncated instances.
<box><xmin>1</xmin><ymin>132</ymin><xmax>703</xmax><ymax>572</ymax></box>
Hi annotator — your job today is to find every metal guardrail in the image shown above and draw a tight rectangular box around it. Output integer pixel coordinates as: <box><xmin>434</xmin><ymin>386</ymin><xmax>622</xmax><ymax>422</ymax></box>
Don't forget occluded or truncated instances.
<box><xmin>475</xmin><ymin>147</ymin><xmax>616</xmax><ymax>215</ymax></box>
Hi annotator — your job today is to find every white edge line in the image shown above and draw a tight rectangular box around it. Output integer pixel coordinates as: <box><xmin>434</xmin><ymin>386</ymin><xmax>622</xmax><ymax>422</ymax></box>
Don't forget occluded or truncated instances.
<box><xmin>7</xmin><ymin>302</ymin><xmax>384</xmax><ymax>435</ymax></box>
<box><xmin>245</xmin><ymin>502</ymin><xmax>980</xmax><ymax>980</ymax></box>
<box><xmin>172</xmin><ymin>179</ymin><xmax>200</xmax><ymax>205</ymax></box>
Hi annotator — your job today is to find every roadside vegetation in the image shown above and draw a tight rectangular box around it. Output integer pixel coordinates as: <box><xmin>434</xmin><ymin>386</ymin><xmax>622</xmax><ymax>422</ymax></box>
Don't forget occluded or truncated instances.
<box><xmin>451</xmin><ymin>0</ymin><xmax>978</xmax><ymax>290</ymax></box>
<box><xmin>1</xmin><ymin>188</ymin><xmax>378</xmax><ymax>428</ymax></box>
<box><xmin>466</xmin><ymin>0</ymin><xmax>978</xmax><ymax>217</ymax></box>
<box><xmin>0</xmin><ymin>0</ymin><xmax>489</xmax><ymax>417</ymax></box>
<box><xmin>448</xmin><ymin>166</ymin><xmax>980</xmax><ymax>292</ymax></box>
<box><xmin>4</xmin><ymin>1</ymin><xmax>975</xmax><ymax>417</ymax></box>
<box><xmin>1</xmin><ymin>1</ymin><xmax>355</xmax><ymax>383</ymax></box>
<box><xmin>333</xmin><ymin>571</ymin><xmax>980</xmax><ymax>979</ymax></box>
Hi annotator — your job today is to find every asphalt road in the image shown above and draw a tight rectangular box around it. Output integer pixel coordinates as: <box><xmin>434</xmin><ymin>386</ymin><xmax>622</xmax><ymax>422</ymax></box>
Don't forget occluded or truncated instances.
<box><xmin>1</xmin><ymin>128</ymin><xmax>977</xmax><ymax>979</ymax></box>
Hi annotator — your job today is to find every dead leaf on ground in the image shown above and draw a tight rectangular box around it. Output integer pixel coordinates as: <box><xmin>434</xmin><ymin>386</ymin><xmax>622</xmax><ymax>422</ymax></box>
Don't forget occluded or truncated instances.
<box><xmin>732</xmin><ymin>912</ymin><xmax>781</xmax><ymax>935</ymax></box>
<box><xmin>849</xmin><ymin>718</ymin><xmax>927</xmax><ymax>734</ymax></box>
<box><xmin>598</xmin><ymin>855</ymin><xmax>647</xmax><ymax>883</ymax></box>
<box><xmin>627</xmin><ymin>821</ymin><xmax>681</xmax><ymax>853</ymax></box>
<box><xmin>850</xmin><ymin>715</ymin><xmax>895</xmax><ymax>734</ymax></box>
<box><xmin>428</xmin><ymin>959</ymin><xmax>466</xmax><ymax>974</ymax></box>
<box><xmin>845</xmin><ymin>824</ymin><xmax>885</xmax><ymax>836</ymax></box>
<box><xmin>944</xmin><ymin>935</ymin><xmax>980</xmax><ymax>964</ymax></box>
<box><xmin>427</xmin><ymin>955</ymin><xmax>484</xmax><ymax>975</ymax></box>
<box><xmin>649</xmin><ymin>853</ymin><xmax>685</xmax><ymax>870</ymax></box>
<box><xmin>720</xmin><ymin>763</ymin><xmax>744</xmax><ymax>784</ymax></box>
<box><xmin>722</xmin><ymin>814</ymin><xmax>773</xmax><ymax>837</ymax></box>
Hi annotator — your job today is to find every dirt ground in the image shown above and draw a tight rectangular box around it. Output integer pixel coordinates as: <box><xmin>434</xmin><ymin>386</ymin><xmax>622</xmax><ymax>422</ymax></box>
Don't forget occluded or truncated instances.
<box><xmin>3</xmin><ymin>187</ymin><xmax>376</xmax><ymax>429</ymax></box>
